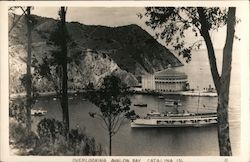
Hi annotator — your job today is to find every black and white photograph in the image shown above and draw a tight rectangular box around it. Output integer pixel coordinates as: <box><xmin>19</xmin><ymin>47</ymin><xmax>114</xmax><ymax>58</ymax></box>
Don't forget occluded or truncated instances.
<box><xmin>0</xmin><ymin>1</ymin><xmax>249</xmax><ymax>161</ymax></box>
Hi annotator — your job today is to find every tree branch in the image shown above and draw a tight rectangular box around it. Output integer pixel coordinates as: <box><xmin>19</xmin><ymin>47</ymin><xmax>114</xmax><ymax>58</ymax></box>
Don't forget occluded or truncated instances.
<box><xmin>93</xmin><ymin>114</ymin><xmax>109</xmax><ymax>130</ymax></box>
<box><xmin>111</xmin><ymin>115</ymin><xmax>121</xmax><ymax>131</ymax></box>
<box><xmin>96</xmin><ymin>113</ymin><xmax>109</xmax><ymax>129</ymax></box>
<box><xmin>9</xmin><ymin>9</ymin><xmax>26</xmax><ymax>34</ymax></box>
<box><xmin>188</xmin><ymin>39</ymin><xmax>203</xmax><ymax>49</ymax></box>
<box><xmin>112</xmin><ymin>116</ymin><xmax>126</xmax><ymax>136</ymax></box>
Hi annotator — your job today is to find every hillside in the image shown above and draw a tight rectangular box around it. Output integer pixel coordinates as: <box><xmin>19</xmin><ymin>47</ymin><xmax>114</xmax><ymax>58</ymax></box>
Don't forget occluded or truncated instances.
<box><xmin>8</xmin><ymin>13</ymin><xmax>183</xmax><ymax>94</ymax></box>
<box><xmin>65</xmin><ymin>22</ymin><xmax>183</xmax><ymax>74</ymax></box>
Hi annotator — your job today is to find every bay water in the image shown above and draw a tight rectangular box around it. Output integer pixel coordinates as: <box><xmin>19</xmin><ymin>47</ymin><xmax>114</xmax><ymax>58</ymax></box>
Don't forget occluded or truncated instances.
<box><xmin>31</xmin><ymin>49</ymin><xmax>240</xmax><ymax>156</ymax></box>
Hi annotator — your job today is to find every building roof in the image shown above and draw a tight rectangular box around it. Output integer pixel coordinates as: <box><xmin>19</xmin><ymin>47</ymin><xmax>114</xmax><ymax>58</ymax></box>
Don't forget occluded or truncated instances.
<box><xmin>155</xmin><ymin>66</ymin><xmax>187</xmax><ymax>79</ymax></box>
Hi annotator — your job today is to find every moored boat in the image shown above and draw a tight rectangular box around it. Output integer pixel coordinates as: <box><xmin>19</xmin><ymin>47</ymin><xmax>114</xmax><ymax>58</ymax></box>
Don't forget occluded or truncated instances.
<box><xmin>134</xmin><ymin>103</ymin><xmax>147</xmax><ymax>107</ymax></box>
<box><xmin>164</xmin><ymin>98</ymin><xmax>182</xmax><ymax>106</ymax></box>
<box><xmin>158</xmin><ymin>95</ymin><xmax>165</xmax><ymax>99</ymax></box>
<box><xmin>131</xmin><ymin>110</ymin><xmax>217</xmax><ymax>128</ymax></box>
<box><xmin>31</xmin><ymin>108</ymin><xmax>47</xmax><ymax>116</ymax></box>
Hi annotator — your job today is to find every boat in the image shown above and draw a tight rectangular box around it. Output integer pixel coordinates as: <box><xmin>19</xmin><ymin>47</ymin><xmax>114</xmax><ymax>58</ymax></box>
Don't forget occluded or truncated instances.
<box><xmin>180</xmin><ymin>91</ymin><xmax>217</xmax><ymax>97</ymax></box>
<box><xmin>164</xmin><ymin>99</ymin><xmax>182</xmax><ymax>106</ymax></box>
<box><xmin>131</xmin><ymin>110</ymin><xmax>217</xmax><ymax>128</ymax></box>
<box><xmin>31</xmin><ymin>108</ymin><xmax>47</xmax><ymax>116</ymax></box>
<box><xmin>158</xmin><ymin>95</ymin><xmax>165</xmax><ymax>99</ymax></box>
<box><xmin>134</xmin><ymin>103</ymin><xmax>147</xmax><ymax>107</ymax></box>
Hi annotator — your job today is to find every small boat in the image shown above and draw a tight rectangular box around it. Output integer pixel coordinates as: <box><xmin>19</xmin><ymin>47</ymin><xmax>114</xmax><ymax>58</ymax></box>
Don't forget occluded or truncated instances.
<box><xmin>165</xmin><ymin>99</ymin><xmax>182</xmax><ymax>106</ymax></box>
<box><xmin>147</xmin><ymin>110</ymin><xmax>162</xmax><ymax>116</ymax></box>
<box><xmin>134</xmin><ymin>103</ymin><xmax>147</xmax><ymax>107</ymax></box>
<box><xmin>31</xmin><ymin>108</ymin><xmax>47</xmax><ymax>116</ymax></box>
<box><xmin>131</xmin><ymin>110</ymin><xmax>217</xmax><ymax>128</ymax></box>
<box><xmin>129</xmin><ymin>114</ymin><xmax>140</xmax><ymax>120</ymax></box>
<box><xmin>158</xmin><ymin>95</ymin><xmax>165</xmax><ymax>99</ymax></box>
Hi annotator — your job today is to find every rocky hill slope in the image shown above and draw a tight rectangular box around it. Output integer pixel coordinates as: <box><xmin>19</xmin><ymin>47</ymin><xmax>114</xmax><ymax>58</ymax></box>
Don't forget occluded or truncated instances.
<box><xmin>8</xmin><ymin>13</ymin><xmax>182</xmax><ymax>94</ymax></box>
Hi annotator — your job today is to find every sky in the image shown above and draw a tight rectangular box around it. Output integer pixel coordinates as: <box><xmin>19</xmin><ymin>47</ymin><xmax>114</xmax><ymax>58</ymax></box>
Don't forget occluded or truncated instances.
<box><xmin>32</xmin><ymin>7</ymin><xmax>145</xmax><ymax>27</ymax></box>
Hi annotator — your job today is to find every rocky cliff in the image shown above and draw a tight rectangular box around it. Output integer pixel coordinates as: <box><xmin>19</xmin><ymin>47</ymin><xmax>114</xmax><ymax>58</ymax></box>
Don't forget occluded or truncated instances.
<box><xmin>8</xmin><ymin>13</ymin><xmax>182</xmax><ymax>94</ymax></box>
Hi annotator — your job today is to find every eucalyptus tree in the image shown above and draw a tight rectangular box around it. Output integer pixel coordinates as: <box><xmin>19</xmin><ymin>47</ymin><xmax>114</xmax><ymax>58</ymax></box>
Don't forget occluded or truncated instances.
<box><xmin>35</xmin><ymin>7</ymin><xmax>70</xmax><ymax>133</ymax></box>
<box><xmin>141</xmin><ymin>7</ymin><xmax>237</xmax><ymax>156</ymax></box>
<box><xmin>25</xmin><ymin>6</ymin><xmax>32</xmax><ymax>133</ymax></box>
<box><xmin>58</xmin><ymin>6</ymin><xmax>70</xmax><ymax>134</ymax></box>
<box><xmin>9</xmin><ymin>6</ymin><xmax>33</xmax><ymax>133</ymax></box>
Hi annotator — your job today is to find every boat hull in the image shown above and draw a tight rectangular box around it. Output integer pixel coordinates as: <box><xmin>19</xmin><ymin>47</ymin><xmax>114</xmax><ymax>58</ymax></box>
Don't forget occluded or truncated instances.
<box><xmin>131</xmin><ymin>121</ymin><xmax>217</xmax><ymax>128</ymax></box>
<box><xmin>131</xmin><ymin>114</ymin><xmax>217</xmax><ymax>128</ymax></box>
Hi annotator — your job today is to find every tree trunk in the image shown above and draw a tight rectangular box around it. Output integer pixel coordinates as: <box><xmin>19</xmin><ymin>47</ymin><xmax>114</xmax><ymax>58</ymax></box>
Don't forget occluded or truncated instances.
<box><xmin>25</xmin><ymin>6</ymin><xmax>32</xmax><ymax>133</ymax></box>
<box><xmin>198</xmin><ymin>7</ymin><xmax>236</xmax><ymax>156</ymax></box>
<box><xmin>217</xmin><ymin>7</ymin><xmax>236</xmax><ymax>156</ymax></box>
<box><xmin>108</xmin><ymin>115</ymin><xmax>112</xmax><ymax>156</ymax></box>
<box><xmin>109</xmin><ymin>130</ymin><xmax>112</xmax><ymax>156</ymax></box>
<box><xmin>60</xmin><ymin>7</ymin><xmax>70</xmax><ymax>133</ymax></box>
<box><xmin>197</xmin><ymin>7</ymin><xmax>221</xmax><ymax>94</ymax></box>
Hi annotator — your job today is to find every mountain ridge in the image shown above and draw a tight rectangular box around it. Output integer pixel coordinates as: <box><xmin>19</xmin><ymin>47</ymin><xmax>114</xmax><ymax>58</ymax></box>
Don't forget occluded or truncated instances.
<box><xmin>9</xmin><ymin>13</ymin><xmax>183</xmax><ymax>94</ymax></box>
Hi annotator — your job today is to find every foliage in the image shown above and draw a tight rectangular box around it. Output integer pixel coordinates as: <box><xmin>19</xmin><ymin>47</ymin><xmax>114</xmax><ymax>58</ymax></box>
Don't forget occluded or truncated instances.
<box><xmin>10</xmin><ymin>118</ymin><xmax>103</xmax><ymax>156</ymax></box>
<box><xmin>20</xmin><ymin>73</ymin><xmax>40</xmax><ymax>98</ymax></box>
<box><xmin>37</xmin><ymin>118</ymin><xmax>65</xmax><ymax>143</ymax></box>
<box><xmin>9</xmin><ymin>74</ymin><xmax>39</xmax><ymax>124</ymax></box>
<box><xmin>9</xmin><ymin>100</ymin><xmax>27</xmax><ymax>123</ymax></box>
<box><xmin>33</xmin><ymin>25</ymin><xmax>69</xmax><ymax>97</ymax></box>
<box><xmin>86</xmin><ymin>75</ymin><xmax>132</xmax><ymax>155</ymax></box>
<box><xmin>34</xmin><ymin>118</ymin><xmax>103</xmax><ymax>155</ymax></box>
<box><xmin>140</xmin><ymin>7</ymin><xmax>238</xmax><ymax>62</ymax></box>
<box><xmin>49</xmin><ymin>18</ymin><xmax>70</xmax><ymax>47</ymax></box>
<box><xmin>9</xmin><ymin>121</ymin><xmax>38</xmax><ymax>151</ymax></box>
<box><xmin>31</xmin><ymin>7</ymin><xmax>73</xmax><ymax>98</ymax></box>
<box><xmin>87</xmin><ymin>75</ymin><xmax>132</xmax><ymax>134</ymax></box>
<box><xmin>32</xmin><ymin>7</ymin><xmax>71</xmax><ymax>133</ymax></box>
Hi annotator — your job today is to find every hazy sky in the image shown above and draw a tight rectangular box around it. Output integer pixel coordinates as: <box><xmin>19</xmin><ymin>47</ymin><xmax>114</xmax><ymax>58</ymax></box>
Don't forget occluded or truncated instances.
<box><xmin>15</xmin><ymin>7</ymin><xmax>241</xmax><ymax>50</ymax></box>
<box><xmin>32</xmin><ymin>7</ymin><xmax>145</xmax><ymax>27</ymax></box>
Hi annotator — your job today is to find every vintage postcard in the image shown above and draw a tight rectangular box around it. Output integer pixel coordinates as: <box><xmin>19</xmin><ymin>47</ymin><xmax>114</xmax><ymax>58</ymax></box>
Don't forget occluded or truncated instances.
<box><xmin>0</xmin><ymin>1</ymin><xmax>249</xmax><ymax>162</ymax></box>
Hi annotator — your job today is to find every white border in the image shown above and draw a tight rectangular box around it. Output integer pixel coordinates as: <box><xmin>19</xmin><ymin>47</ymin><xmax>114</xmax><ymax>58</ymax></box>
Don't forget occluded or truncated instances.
<box><xmin>0</xmin><ymin>1</ymin><xmax>249</xmax><ymax>162</ymax></box>
<box><xmin>2</xmin><ymin>1</ymin><xmax>250</xmax><ymax>7</ymax></box>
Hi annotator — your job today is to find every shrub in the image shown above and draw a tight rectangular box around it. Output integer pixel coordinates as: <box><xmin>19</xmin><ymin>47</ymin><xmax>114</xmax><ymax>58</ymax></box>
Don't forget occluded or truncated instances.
<box><xmin>10</xmin><ymin>117</ymin><xmax>104</xmax><ymax>156</ymax></box>
<box><xmin>9</xmin><ymin>121</ymin><xmax>38</xmax><ymax>151</ymax></box>
<box><xmin>33</xmin><ymin>118</ymin><xmax>103</xmax><ymax>156</ymax></box>
<box><xmin>9</xmin><ymin>100</ymin><xmax>27</xmax><ymax>123</ymax></box>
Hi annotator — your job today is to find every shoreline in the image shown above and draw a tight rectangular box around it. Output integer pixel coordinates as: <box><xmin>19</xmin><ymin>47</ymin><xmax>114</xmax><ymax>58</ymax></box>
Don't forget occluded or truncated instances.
<box><xmin>9</xmin><ymin>90</ymin><xmax>86</xmax><ymax>99</ymax></box>
<box><xmin>10</xmin><ymin>89</ymin><xmax>217</xmax><ymax>100</ymax></box>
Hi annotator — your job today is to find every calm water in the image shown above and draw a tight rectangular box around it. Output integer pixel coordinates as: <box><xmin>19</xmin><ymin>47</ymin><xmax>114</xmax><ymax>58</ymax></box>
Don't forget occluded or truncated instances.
<box><xmin>32</xmin><ymin>93</ymin><xmax>239</xmax><ymax>156</ymax></box>
<box><xmin>31</xmin><ymin>49</ymin><xmax>240</xmax><ymax>156</ymax></box>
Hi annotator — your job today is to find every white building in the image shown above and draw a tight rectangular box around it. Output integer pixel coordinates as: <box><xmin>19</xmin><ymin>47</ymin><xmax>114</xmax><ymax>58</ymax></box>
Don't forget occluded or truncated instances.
<box><xmin>142</xmin><ymin>66</ymin><xmax>188</xmax><ymax>92</ymax></box>
<box><xmin>142</xmin><ymin>74</ymin><xmax>155</xmax><ymax>90</ymax></box>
